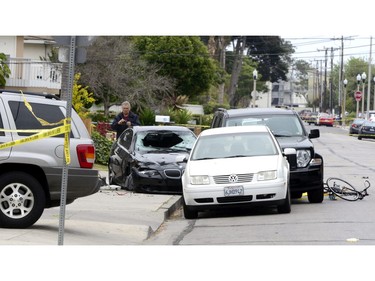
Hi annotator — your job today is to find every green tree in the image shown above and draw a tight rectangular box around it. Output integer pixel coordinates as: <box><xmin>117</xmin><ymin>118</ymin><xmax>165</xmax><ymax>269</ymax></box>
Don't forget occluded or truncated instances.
<box><xmin>201</xmin><ymin>36</ymin><xmax>294</xmax><ymax>107</ymax></box>
<box><xmin>330</xmin><ymin>57</ymin><xmax>374</xmax><ymax>115</ymax></box>
<box><xmin>133</xmin><ymin>36</ymin><xmax>220</xmax><ymax>99</ymax></box>
<box><xmin>78</xmin><ymin>36</ymin><xmax>175</xmax><ymax>116</ymax></box>
<box><xmin>293</xmin><ymin>59</ymin><xmax>311</xmax><ymax>92</ymax></box>
<box><xmin>246</xmin><ymin>36</ymin><xmax>294</xmax><ymax>82</ymax></box>
<box><xmin>0</xmin><ymin>53</ymin><xmax>11</xmax><ymax>87</ymax></box>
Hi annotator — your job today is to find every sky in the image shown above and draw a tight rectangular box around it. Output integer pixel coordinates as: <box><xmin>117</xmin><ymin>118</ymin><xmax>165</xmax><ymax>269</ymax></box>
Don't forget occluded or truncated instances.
<box><xmin>288</xmin><ymin>36</ymin><xmax>373</xmax><ymax>65</ymax></box>
<box><xmin>5</xmin><ymin>1</ymin><xmax>374</xmax><ymax>66</ymax></box>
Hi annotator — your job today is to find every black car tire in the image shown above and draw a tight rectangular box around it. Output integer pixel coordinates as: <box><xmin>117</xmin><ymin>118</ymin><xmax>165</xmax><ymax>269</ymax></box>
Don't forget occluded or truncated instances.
<box><xmin>358</xmin><ymin>136</ymin><xmax>362</xmax><ymax>140</ymax></box>
<box><xmin>307</xmin><ymin>186</ymin><xmax>324</xmax><ymax>203</ymax></box>
<box><xmin>126</xmin><ymin>175</ymin><xmax>135</xmax><ymax>192</ymax></box>
<box><xmin>108</xmin><ymin>164</ymin><xmax>115</xmax><ymax>185</ymax></box>
<box><xmin>0</xmin><ymin>172</ymin><xmax>46</xmax><ymax>228</ymax></box>
<box><xmin>182</xmin><ymin>199</ymin><xmax>198</xmax><ymax>219</ymax></box>
<box><xmin>277</xmin><ymin>186</ymin><xmax>291</xmax><ymax>214</ymax></box>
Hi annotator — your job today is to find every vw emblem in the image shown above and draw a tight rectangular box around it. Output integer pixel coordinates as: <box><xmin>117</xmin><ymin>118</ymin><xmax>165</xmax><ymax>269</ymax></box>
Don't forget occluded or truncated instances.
<box><xmin>228</xmin><ymin>174</ymin><xmax>238</xmax><ymax>183</ymax></box>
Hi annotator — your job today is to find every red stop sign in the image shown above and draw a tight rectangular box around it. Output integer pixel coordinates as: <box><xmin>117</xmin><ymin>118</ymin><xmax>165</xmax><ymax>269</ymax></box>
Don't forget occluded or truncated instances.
<box><xmin>355</xmin><ymin>91</ymin><xmax>362</xmax><ymax>101</ymax></box>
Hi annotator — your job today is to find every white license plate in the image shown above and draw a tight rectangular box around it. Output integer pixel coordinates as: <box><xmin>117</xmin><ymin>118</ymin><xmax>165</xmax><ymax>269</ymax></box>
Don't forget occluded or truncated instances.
<box><xmin>224</xmin><ymin>186</ymin><xmax>244</xmax><ymax>196</ymax></box>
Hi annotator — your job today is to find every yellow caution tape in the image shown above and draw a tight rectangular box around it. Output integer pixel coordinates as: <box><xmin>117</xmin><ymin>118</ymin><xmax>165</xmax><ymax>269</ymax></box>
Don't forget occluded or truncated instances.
<box><xmin>0</xmin><ymin>90</ymin><xmax>72</xmax><ymax>164</ymax></box>
<box><xmin>0</xmin><ymin>123</ymin><xmax>70</xmax><ymax>148</ymax></box>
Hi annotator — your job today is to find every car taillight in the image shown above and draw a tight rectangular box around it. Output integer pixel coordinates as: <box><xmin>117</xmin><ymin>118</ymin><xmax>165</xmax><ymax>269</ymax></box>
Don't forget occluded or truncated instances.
<box><xmin>76</xmin><ymin>144</ymin><xmax>95</xmax><ymax>168</ymax></box>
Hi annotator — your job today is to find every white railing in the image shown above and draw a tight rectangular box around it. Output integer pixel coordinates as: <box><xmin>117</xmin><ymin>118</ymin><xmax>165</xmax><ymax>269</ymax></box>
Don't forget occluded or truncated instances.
<box><xmin>5</xmin><ymin>58</ymin><xmax>62</xmax><ymax>89</ymax></box>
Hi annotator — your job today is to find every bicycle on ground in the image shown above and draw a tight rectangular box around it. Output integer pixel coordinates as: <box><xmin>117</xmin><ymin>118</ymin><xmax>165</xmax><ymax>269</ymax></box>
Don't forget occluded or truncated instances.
<box><xmin>324</xmin><ymin>176</ymin><xmax>370</xmax><ymax>201</ymax></box>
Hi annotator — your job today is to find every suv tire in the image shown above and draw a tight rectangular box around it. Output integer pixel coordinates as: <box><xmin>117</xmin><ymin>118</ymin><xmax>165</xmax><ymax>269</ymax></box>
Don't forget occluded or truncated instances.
<box><xmin>307</xmin><ymin>186</ymin><xmax>324</xmax><ymax>203</ymax></box>
<box><xmin>0</xmin><ymin>172</ymin><xmax>46</xmax><ymax>228</ymax></box>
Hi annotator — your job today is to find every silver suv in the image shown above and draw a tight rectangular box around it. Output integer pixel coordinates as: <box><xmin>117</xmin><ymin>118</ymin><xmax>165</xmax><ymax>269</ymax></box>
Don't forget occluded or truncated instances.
<box><xmin>0</xmin><ymin>90</ymin><xmax>100</xmax><ymax>228</ymax></box>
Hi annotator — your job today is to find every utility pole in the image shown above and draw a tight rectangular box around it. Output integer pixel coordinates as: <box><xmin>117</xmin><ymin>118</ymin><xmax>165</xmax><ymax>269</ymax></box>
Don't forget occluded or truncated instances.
<box><xmin>328</xmin><ymin>46</ymin><xmax>340</xmax><ymax>114</ymax></box>
<box><xmin>366</xmin><ymin>36</ymin><xmax>372</xmax><ymax>118</ymax></box>
<box><xmin>318</xmin><ymin>60</ymin><xmax>323</xmax><ymax>112</ymax></box>
<box><xmin>317</xmin><ymin>48</ymin><xmax>329</xmax><ymax>112</ymax></box>
<box><xmin>324</xmin><ymin>49</ymin><xmax>328</xmax><ymax>112</ymax></box>
<box><xmin>339</xmin><ymin>36</ymin><xmax>344</xmax><ymax>120</ymax></box>
<box><xmin>330</xmin><ymin>47</ymin><xmax>334</xmax><ymax>112</ymax></box>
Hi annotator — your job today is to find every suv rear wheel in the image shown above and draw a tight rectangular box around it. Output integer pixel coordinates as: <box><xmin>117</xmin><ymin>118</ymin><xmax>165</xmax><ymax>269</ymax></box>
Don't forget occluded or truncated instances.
<box><xmin>0</xmin><ymin>172</ymin><xmax>46</xmax><ymax>228</ymax></box>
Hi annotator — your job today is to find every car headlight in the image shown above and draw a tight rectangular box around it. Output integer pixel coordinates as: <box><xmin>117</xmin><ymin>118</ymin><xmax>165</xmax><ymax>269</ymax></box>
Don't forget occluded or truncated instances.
<box><xmin>258</xmin><ymin>170</ymin><xmax>277</xmax><ymax>181</ymax></box>
<box><xmin>139</xmin><ymin>170</ymin><xmax>159</xmax><ymax>177</ymax></box>
<box><xmin>297</xmin><ymin>149</ymin><xmax>311</xmax><ymax>168</ymax></box>
<box><xmin>190</xmin><ymin>175</ymin><xmax>210</xmax><ymax>185</ymax></box>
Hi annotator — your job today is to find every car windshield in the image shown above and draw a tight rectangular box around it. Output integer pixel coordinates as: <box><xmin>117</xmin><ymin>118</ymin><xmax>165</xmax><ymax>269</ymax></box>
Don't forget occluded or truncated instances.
<box><xmin>363</xmin><ymin>121</ymin><xmax>375</xmax><ymax>126</ymax></box>
<box><xmin>224</xmin><ymin>115</ymin><xmax>304</xmax><ymax>137</ymax></box>
<box><xmin>135</xmin><ymin>130</ymin><xmax>196</xmax><ymax>153</ymax></box>
<box><xmin>191</xmin><ymin>132</ymin><xmax>278</xmax><ymax>160</ymax></box>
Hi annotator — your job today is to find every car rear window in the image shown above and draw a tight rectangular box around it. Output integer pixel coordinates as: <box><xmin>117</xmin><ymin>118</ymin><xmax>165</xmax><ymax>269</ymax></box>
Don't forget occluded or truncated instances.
<box><xmin>225</xmin><ymin>115</ymin><xmax>304</xmax><ymax>137</ymax></box>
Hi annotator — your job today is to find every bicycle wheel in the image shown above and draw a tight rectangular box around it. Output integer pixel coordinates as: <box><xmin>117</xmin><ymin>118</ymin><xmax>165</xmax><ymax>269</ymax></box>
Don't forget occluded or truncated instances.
<box><xmin>325</xmin><ymin>177</ymin><xmax>359</xmax><ymax>201</ymax></box>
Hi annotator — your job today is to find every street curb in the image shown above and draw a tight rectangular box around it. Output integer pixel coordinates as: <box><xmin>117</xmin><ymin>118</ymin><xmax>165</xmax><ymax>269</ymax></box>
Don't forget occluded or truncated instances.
<box><xmin>144</xmin><ymin>195</ymin><xmax>182</xmax><ymax>240</ymax></box>
<box><xmin>160</xmin><ymin>195</ymin><xmax>182</xmax><ymax>221</ymax></box>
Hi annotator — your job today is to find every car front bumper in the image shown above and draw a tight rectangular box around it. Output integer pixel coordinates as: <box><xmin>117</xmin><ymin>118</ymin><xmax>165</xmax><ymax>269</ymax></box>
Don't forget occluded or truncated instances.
<box><xmin>132</xmin><ymin>169</ymin><xmax>183</xmax><ymax>194</ymax></box>
<box><xmin>183</xmin><ymin>179</ymin><xmax>287</xmax><ymax>208</ymax></box>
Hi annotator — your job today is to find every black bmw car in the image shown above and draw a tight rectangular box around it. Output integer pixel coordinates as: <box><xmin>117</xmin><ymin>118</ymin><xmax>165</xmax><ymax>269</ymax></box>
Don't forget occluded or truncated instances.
<box><xmin>108</xmin><ymin>126</ymin><xmax>197</xmax><ymax>194</ymax></box>
<box><xmin>358</xmin><ymin>120</ymin><xmax>375</xmax><ymax>140</ymax></box>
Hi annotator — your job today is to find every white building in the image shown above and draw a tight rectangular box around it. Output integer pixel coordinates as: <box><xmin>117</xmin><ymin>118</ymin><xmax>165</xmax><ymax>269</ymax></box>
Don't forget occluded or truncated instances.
<box><xmin>0</xmin><ymin>36</ymin><xmax>62</xmax><ymax>94</ymax></box>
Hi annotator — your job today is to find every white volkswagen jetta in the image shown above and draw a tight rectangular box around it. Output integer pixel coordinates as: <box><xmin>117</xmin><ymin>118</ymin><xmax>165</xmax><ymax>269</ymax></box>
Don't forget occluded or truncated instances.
<box><xmin>182</xmin><ymin>125</ymin><xmax>296</xmax><ymax>219</ymax></box>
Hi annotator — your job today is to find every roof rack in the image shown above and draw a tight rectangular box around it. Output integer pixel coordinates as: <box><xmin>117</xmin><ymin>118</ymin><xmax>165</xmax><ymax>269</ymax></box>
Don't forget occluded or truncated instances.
<box><xmin>0</xmin><ymin>89</ymin><xmax>60</xmax><ymax>100</ymax></box>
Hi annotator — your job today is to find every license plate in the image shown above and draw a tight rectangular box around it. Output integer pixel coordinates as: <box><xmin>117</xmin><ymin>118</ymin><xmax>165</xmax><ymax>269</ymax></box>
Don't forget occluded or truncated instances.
<box><xmin>224</xmin><ymin>186</ymin><xmax>244</xmax><ymax>196</ymax></box>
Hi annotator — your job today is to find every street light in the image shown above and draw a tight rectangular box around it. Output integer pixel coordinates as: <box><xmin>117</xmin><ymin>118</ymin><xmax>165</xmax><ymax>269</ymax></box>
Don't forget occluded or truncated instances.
<box><xmin>251</xmin><ymin>69</ymin><xmax>258</xmax><ymax>108</ymax></box>
<box><xmin>373</xmin><ymin>76</ymin><xmax>375</xmax><ymax>110</ymax></box>
<box><xmin>356</xmin><ymin>74</ymin><xmax>361</xmax><ymax>117</ymax></box>
<box><xmin>343</xmin><ymin>79</ymin><xmax>348</xmax><ymax>125</ymax></box>
<box><xmin>361</xmin><ymin>72</ymin><xmax>366</xmax><ymax>116</ymax></box>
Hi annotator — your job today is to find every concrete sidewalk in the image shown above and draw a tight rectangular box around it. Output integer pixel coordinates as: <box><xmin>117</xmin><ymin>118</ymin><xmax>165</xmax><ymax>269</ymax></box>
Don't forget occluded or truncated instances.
<box><xmin>0</xmin><ymin>171</ymin><xmax>182</xmax><ymax>245</ymax></box>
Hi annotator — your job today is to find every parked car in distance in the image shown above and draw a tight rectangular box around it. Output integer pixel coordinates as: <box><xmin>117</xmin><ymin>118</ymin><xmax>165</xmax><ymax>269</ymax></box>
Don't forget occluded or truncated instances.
<box><xmin>316</xmin><ymin>113</ymin><xmax>334</xmax><ymax>126</ymax></box>
<box><xmin>299</xmin><ymin>109</ymin><xmax>312</xmax><ymax>121</ymax></box>
<box><xmin>305</xmin><ymin>112</ymin><xmax>318</xmax><ymax>125</ymax></box>
<box><xmin>0</xmin><ymin>90</ymin><xmax>100</xmax><ymax>228</ymax></box>
<box><xmin>182</xmin><ymin>125</ymin><xmax>296</xmax><ymax>219</ymax></box>
<box><xmin>108</xmin><ymin>126</ymin><xmax>197</xmax><ymax>194</ymax></box>
<box><xmin>358</xmin><ymin>120</ymin><xmax>375</xmax><ymax>140</ymax></box>
<box><xmin>349</xmin><ymin>118</ymin><xmax>365</xmax><ymax>135</ymax></box>
<box><xmin>210</xmin><ymin>107</ymin><xmax>324</xmax><ymax>203</ymax></box>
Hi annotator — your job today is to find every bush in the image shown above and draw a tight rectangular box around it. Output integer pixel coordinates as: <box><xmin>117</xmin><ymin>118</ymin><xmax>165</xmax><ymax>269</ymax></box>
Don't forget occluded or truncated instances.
<box><xmin>174</xmin><ymin>109</ymin><xmax>192</xmax><ymax>124</ymax></box>
<box><xmin>140</xmin><ymin>107</ymin><xmax>156</xmax><ymax>125</ymax></box>
<box><xmin>203</xmin><ymin>102</ymin><xmax>229</xmax><ymax>115</ymax></box>
<box><xmin>91</xmin><ymin>130</ymin><xmax>113</xmax><ymax>165</ymax></box>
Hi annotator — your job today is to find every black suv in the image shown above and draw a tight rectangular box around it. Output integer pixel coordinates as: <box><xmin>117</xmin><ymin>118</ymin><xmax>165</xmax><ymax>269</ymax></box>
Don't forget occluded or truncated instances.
<box><xmin>211</xmin><ymin>107</ymin><xmax>324</xmax><ymax>203</ymax></box>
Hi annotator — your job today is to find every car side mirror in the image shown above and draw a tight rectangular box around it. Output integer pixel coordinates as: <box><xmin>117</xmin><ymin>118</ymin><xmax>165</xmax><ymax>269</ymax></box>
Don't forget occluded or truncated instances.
<box><xmin>309</xmin><ymin>129</ymin><xmax>320</xmax><ymax>139</ymax></box>
<box><xmin>283</xmin><ymin>148</ymin><xmax>297</xmax><ymax>169</ymax></box>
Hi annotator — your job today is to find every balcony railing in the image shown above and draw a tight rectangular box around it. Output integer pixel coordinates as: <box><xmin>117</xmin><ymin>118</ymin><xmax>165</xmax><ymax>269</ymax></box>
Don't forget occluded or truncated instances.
<box><xmin>5</xmin><ymin>58</ymin><xmax>62</xmax><ymax>90</ymax></box>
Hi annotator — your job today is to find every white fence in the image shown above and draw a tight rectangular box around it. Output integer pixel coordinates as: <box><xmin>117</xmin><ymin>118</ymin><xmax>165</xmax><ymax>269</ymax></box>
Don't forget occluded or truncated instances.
<box><xmin>5</xmin><ymin>58</ymin><xmax>62</xmax><ymax>89</ymax></box>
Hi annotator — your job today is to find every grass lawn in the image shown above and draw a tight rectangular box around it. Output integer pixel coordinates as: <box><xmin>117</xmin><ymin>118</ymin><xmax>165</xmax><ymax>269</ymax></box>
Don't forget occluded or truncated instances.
<box><xmin>94</xmin><ymin>163</ymin><xmax>107</xmax><ymax>171</ymax></box>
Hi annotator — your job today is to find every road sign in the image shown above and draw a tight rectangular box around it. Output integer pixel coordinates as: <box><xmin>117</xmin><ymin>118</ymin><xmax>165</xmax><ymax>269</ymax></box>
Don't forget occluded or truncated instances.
<box><xmin>355</xmin><ymin>91</ymin><xmax>362</xmax><ymax>101</ymax></box>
